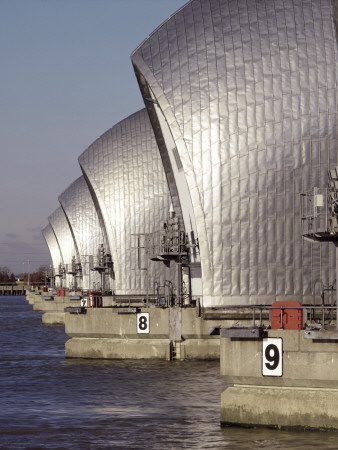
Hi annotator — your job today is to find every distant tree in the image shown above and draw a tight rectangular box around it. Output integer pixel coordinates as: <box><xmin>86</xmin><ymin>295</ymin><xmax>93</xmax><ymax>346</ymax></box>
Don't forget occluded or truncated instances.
<box><xmin>29</xmin><ymin>266</ymin><xmax>49</xmax><ymax>284</ymax></box>
<box><xmin>0</xmin><ymin>267</ymin><xmax>15</xmax><ymax>283</ymax></box>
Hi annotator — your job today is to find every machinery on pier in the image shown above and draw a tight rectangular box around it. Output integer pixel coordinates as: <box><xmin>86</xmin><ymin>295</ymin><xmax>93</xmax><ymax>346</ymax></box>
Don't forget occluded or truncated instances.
<box><xmin>144</xmin><ymin>212</ymin><xmax>199</xmax><ymax>308</ymax></box>
<box><xmin>301</xmin><ymin>167</ymin><xmax>338</xmax><ymax>243</ymax></box>
<box><xmin>90</xmin><ymin>244</ymin><xmax>113</xmax><ymax>294</ymax></box>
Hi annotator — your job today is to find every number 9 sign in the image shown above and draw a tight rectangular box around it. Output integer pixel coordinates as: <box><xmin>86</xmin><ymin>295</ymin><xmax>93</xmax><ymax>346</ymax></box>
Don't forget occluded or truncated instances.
<box><xmin>262</xmin><ymin>338</ymin><xmax>283</xmax><ymax>377</ymax></box>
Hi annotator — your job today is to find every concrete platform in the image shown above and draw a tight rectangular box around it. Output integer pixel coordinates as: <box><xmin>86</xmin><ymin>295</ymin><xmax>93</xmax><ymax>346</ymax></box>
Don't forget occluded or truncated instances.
<box><xmin>220</xmin><ymin>328</ymin><xmax>338</xmax><ymax>430</ymax></box>
<box><xmin>33</xmin><ymin>297</ymin><xmax>83</xmax><ymax>312</ymax></box>
<box><xmin>42</xmin><ymin>312</ymin><xmax>66</xmax><ymax>325</ymax></box>
<box><xmin>221</xmin><ymin>385</ymin><xmax>338</xmax><ymax>430</ymax></box>
<box><xmin>66</xmin><ymin>337</ymin><xmax>171</xmax><ymax>360</ymax></box>
<box><xmin>27</xmin><ymin>292</ymin><xmax>85</xmax><ymax>326</ymax></box>
<box><xmin>64</xmin><ymin>306</ymin><xmax>223</xmax><ymax>360</ymax></box>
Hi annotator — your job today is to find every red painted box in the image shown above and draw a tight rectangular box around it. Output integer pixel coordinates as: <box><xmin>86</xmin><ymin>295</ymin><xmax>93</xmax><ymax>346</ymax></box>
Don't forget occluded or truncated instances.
<box><xmin>270</xmin><ymin>300</ymin><xmax>303</xmax><ymax>330</ymax></box>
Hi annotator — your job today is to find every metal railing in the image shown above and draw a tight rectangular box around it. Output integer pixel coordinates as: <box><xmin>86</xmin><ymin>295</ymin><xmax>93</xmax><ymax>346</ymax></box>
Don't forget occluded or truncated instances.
<box><xmin>300</xmin><ymin>187</ymin><xmax>331</xmax><ymax>237</ymax></box>
<box><xmin>230</xmin><ymin>304</ymin><xmax>338</xmax><ymax>331</ymax></box>
<box><xmin>300</xmin><ymin>168</ymin><xmax>338</xmax><ymax>240</ymax></box>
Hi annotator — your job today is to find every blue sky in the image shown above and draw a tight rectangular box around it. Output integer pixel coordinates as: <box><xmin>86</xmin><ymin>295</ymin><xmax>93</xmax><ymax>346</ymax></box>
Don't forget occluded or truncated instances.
<box><xmin>0</xmin><ymin>0</ymin><xmax>185</xmax><ymax>274</ymax></box>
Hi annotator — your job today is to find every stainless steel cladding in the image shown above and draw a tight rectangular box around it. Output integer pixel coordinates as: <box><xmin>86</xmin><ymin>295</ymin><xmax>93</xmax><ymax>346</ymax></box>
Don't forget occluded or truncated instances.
<box><xmin>42</xmin><ymin>223</ymin><xmax>63</xmax><ymax>288</ymax></box>
<box><xmin>58</xmin><ymin>176</ymin><xmax>104</xmax><ymax>291</ymax></box>
<box><xmin>78</xmin><ymin>109</ymin><xmax>172</xmax><ymax>296</ymax></box>
<box><xmin>131</xmin><ymin>0</ymin><xmax>338</xmax><ymax>307</ymax></box>
<box><xmin>48</xmin><ymin>207</ymin><xmax>79</xmax><ymax>290</ymax></box>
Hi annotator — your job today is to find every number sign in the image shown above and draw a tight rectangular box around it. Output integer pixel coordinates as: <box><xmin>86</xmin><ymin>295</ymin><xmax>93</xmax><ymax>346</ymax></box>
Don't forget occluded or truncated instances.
<box><xmin>137</xmin><ymin>312</ymin><xmax>150</xmax><ymax>334</ymax></box>
<box><xmin>81</xmin><ymin>298</ymin><xmax>88</xmax><ymax>307</ymax></box>
<box><xmin>262</xmin><ymin>338</ymin><xmax>283</xmax><ymax>377</ymax></box>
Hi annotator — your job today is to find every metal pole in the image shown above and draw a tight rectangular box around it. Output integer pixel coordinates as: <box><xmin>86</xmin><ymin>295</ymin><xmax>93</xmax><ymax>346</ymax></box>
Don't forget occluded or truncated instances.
<box><xmin>336</xmin><ymin>246</ymin><xmax>338</xmax><ymax>330</ymax></box>
<box><xmin>177</xmin><ymin>262</ymin><xmax>182</xmax><ymax>307</ymax></box>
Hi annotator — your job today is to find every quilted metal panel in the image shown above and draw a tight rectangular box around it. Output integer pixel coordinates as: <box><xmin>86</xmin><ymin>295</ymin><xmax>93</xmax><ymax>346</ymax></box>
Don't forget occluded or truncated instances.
<box><xmin>132</xmin><ymin>0</ymin><xmax>337</xmax><ymax>306</ymax></box>
<box><xmin>48</xmin><ymin>206</ymin><xmax>78</xmax><ymax>289</ymax></box>
<box><xmin>42</xmin><ymin>223</ymin><xmax>63</xmax><ymax>288</ymax></box>
<box><xmin>79</xmin><ymin>109</ymin><xmax>173</xmax><ymax>295</ymax></box>
<box><xmin>59</xmin><ymin>176</ymin><xmax>103</xmax><ymax>291</ymax></box>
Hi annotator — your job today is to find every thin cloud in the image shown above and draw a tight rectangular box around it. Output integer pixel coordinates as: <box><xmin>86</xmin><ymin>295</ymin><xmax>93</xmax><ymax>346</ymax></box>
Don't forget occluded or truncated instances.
<box><xmin>5</xmin><ymin>233</ymin><xmax>18</xmax><ymax>240</ymax></box>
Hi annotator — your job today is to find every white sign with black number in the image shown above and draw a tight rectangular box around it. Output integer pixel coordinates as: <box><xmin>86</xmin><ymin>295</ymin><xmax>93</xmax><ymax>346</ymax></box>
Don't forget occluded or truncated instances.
<box><xmin>262</xmin><ymin>338</ymin><xmax>283</xmax><ymax>377</ymax></box>
<box><xmin>137</xmin><ymin>312</ymin><xmax>150</xmax><ymax>334</ymax></box>
<box><xmin>81</xmin><ymin>298</ymin><xmax>88</xmax><ymax>307</ymax></box>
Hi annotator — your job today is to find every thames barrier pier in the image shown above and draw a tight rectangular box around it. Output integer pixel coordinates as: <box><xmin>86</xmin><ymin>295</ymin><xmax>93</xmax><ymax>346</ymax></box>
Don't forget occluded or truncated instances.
<box><xmin>35</xmin><ymin>0</ymin><xmax>338</xmax><ymax>431</ymax></box>
<box><xmin>220</xmin><ymin>327</ymin><xmax>338</xmax><ymax>430</ymax></box>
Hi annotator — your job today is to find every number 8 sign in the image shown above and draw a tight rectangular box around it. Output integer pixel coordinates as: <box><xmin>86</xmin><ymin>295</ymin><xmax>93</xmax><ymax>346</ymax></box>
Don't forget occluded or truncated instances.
<box><xmin>137</xmin><ymin>312</ymin><xmax>150</xmax><ymax>334</ymax></box>
<box><xmin>262</xmin><ymin>338</ymin><xmax>283</xmax><ymax>377</ymax></box>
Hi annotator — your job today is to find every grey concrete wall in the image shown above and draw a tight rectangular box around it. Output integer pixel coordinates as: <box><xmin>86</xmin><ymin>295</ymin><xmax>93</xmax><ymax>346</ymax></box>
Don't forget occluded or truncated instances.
<box><xmin>33</xmin><ymin>297</ymin><xmax>83</xmax><ymax>312</ymax></box>
<box><xmin>220</xmin><ymin>329</ymin><xmax>338</xmax><ymax>429</ymax></box>
<box><xmin>221</xmin><ymin>385</ymin><xmax>338</xmax><ymax>430</ymax></box>
<box><xmin>221</xmin><ymin>329</ymin><xmax>338</xmax><ymax>388</ymax></box>
<box><xmin>65</xmin><ymin>338</ymin><xmax>171</xmax><ymax>360</ymax></box>
<box><xmin>64</xmin><ymin>306</ymin><xmax>224</xmax><ymax>360</ymax></box>
<box><xmin>65</xmin><ymin>307</ymin><xmax>170</xmax><ymax>339</ymax></box>
<box><xmin>42</xmin><ymin>312</ymin><xmax>66</xmax><ymax>325</ymax></box>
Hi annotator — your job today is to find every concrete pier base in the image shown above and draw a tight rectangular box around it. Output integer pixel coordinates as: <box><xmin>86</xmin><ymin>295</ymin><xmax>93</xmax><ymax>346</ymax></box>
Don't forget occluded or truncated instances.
<box><xmin>65</xmin><ymin>336</ymin><xmax>220</xmax><ymax>360</ymax></box>
<box><xmin>32</xmin><ymin>296</ymin><xmax>85</xmax><ymax>313</ymax></box>
<box><xmin>220</xmin><ymin>329</ymin><xmax>338</xmax><ymax>430</ymax></box>
<box><xmin>221</xmin><ymin>385</ymin><xmax>338</xmax><ymax>430</ymax></box>
<box><xmin>27</xmin><ymin>293</ymin><xmax>86</xmax><ymax>325</ymax></box>
<box><xmin>26</xmin><ymin>290</ymin><xmax>41</xmax><ymax>305</ymax></box>
<box><xmin>180</xmin><ymin>338</ymin><xmax>220</xmax><ymax>360</ymax></box>
<box><xmin>64</xmin><ymin>306</ymin><xmax>224</xmax><ymax>360</ymax></box>
<box><xmin>42</xmin><ymin>312</ymin><xmax>66</xmax><ymax>325</ymax></box>
<box><xmin>66</xmin><ymin>337</ymin><xmax>171</xmax><ymax>360</ymax></box>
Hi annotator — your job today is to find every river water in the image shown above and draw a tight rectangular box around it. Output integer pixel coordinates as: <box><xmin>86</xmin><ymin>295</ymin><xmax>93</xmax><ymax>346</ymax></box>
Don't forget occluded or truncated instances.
<box><xmin>0</xmin><ymin>296</ymin><xmax>337</xmax><ymax>449</ymax></box>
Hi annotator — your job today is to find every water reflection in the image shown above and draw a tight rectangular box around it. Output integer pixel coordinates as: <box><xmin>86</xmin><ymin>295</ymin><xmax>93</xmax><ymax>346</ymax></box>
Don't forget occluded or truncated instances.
<box><xmin>0</xmin><ymin>297</ymin><xmax>337</xmax><ymax>449</ymax></box>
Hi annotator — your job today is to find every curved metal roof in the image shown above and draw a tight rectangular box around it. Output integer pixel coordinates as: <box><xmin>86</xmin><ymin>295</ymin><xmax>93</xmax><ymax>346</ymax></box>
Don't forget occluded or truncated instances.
<box><xmin>58</xmin><ymin>176</ymin><xmax>104</xmax><ymax>291</ymax></box>
<box><xmin>42</xmin><ymin>223</ymin><xmax>63</xmax><ymax>287</ymax></box>
<box><xmin>48</xmin><ymin>206</ymin><xmax>78</xmax><ymax>289</ymax></box>
<box><xmin>132</xmin><ymin>0</ymin><xmax>338</xmax><ymax>306</ymax></box>
<box><xmin>79</xmin><ymin>109</ymin><xmax>173</xmax><ymax>295</ymax></box>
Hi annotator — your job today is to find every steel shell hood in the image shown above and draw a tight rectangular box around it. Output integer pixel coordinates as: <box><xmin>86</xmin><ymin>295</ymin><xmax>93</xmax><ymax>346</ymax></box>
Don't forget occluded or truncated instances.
<box><xmin>59</xmin><ymin>176</ymin><xmax>103</xmax><ymax>291</ymax></box>
<box><xmin>42</xmin><ymin>223</ymin><xmax>63</xmax><ymax>278</ymax></box>
<box><xmin>79</xmin><ymin>109</ymin><xmax>172</xmax><ymax>295</ymax></box>
<box><xmin>48</xmin><ymin>206</ymin><xmax>78</xmax><ymax>289</ymax></box>
<box><xmin>131</xmin><ymin>0</ymin><xmax>338</xmax><ymax>306</ymax></box>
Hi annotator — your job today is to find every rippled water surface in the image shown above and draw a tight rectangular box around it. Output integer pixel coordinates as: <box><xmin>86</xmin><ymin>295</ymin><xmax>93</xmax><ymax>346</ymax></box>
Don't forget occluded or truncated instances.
<box><xmin>0</xmin><ymin>296</ymin><xmax>338</xmax><ymax>449</ymax></box>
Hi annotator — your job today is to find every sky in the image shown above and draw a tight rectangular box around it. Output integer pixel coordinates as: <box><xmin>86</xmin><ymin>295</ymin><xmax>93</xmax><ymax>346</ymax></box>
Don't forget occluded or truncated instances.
<box><xmin>0</xmin><ymin>0</ymin><xmax>185</xmax><ymax>275</ymax></box>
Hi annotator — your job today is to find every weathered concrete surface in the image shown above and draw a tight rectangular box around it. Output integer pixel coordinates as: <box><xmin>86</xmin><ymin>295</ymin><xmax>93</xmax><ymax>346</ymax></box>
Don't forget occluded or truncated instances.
<box><xmin>220</xmin><ymin>329</ymin><xmax>338</xmax><ymax>429</ymax></box>
<box><xmin>65</xmin><ymin>337</ymin><xmax>171</xmax><ymax>360</ymax></box>
<box><xmin>26</xmin><ymin>291</ymin><xmax>85</xmax><ymax>306</ymax></box>
<box><xmin>221</xmin><ymin>385</ymin><xmax>338</xmax><ymax>430</ymax></box>
<box><xmin>181</xmin><ymin>339</ymin><xmax>220</xmax><ymax>360</ymax></box>
<box><xmin>65</xmin><ymin>307</ymin><xmax>223</xmax><ymax>360</ymax></box>
<box><xmin>33</xmin><ymin>297</ymin><xmax>82</xmax><ymax>312</ymax></box>
<box><xmin>42</xmin><ymin>312</ymin><xmax>66</xmax><ymax>325</ymax></box>
<box><xmin>32</xmin><ymin>295</ymin><xmax>112</xmax><ymax>311</ymax></box>
<box><xmin>221</xmin><ymin>329</ymin><xmax>338</xmax><ymax>388</ymax></box>
<box><xmin>26</xmin><ymin>290</ymin><xmax>41</xmax><ymax>305</ymax></box>
<box><xmin>65</xmin><ymin>307</ymin><xmax>170</xmax><ymax>339</ymax></box>
<box><xmin>33</xmin><ymin>295</ymin><xmax>116</xmax><ymax>326</ymax></box>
